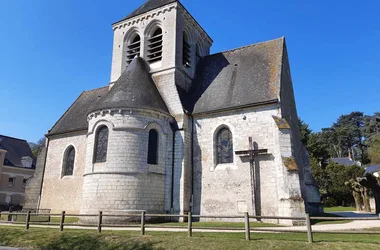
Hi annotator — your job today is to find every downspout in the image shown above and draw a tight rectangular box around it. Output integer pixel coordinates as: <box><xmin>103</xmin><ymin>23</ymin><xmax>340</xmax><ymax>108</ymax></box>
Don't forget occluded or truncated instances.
<box><xmin>190</xmin><ymin>114</ymin><xmax>195</xmax><ymax>213</ymax></box>
<box><xmin>170</xmin><ymin>128</ymin><xmax>176</xmax><ymax>213</ymax></box>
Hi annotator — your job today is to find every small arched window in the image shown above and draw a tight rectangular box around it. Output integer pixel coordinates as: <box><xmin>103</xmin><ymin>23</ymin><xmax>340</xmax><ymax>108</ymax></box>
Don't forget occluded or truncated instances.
<box><xmin>216</xmin><ymin>127</ymin><xmax>234</xmax><ymax>164</ymax></box>
<box><xmin>147</xmin><ymin>28</ymin><xmax>163</xmax><ymax>63</ymax></box>
<box><xmin>126</xmin><ymin>34</ymin><xmax>141</xmax><ymax>65</ymax></box>
<box><xmin>94</xmin><ymin>126</ymin><xmax>109</xmax><ymax>163</ymax></box>
<box><xmin>183</xmin><ymin>32</ymin><xmax>191</xmax><ymax>68</ymax></box>
<box><xmin>63</xmin><ymin>146</ymin><xmax>75</xmax><ymax>176</ymax></box>
<box><xmin>147</xmin><ymin>129</ymin><xmax>158</xmax><ymax>165</ymax></box>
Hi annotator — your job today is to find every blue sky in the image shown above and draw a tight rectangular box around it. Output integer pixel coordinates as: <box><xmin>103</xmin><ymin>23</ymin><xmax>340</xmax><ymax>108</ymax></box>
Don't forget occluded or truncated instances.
<box><xmin>0</xmin><ymin>0</ymin><xmax>379</xmax><ymax>142</ymax></box>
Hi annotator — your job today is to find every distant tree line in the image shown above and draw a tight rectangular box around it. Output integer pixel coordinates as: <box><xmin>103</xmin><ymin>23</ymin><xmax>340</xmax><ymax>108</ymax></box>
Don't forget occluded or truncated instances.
<box><xmin>300</xmin><ymin>112</ymin><xmax>380</xmax><ymax>208</ymax></box>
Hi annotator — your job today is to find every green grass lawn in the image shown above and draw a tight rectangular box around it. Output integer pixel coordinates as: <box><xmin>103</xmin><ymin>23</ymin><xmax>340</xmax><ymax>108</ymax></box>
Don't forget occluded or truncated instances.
<box><xmin>0</xmin><ymin>226</ymin><xmax>380</xmax><ymax>250</ymax></box>
<box><xmin>323</xmin><ymin>206</ymin><xmax>356</xmax><ymax>212</ymax></box>
<box><xmin>0</xmin><ymin>214</ymin><xmax>79</xmax><ymax>224</ymax></box>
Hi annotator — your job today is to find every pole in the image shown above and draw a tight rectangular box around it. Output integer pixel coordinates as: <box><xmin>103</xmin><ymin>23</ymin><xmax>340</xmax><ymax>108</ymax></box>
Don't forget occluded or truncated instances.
<box><xmin>60</xmin><ymin>211</ymin><xmax>65</xmax><ymax>232</ymax></box>
<box><xmin>97</xmin><ymin>211</ymin><xmax>103</xmax><ymax>233</ymax></box>
<box><xmin>306</xmin><ymin>213</ymin><xmax>313</xmax><ymax>243</ymax></box>
<box><xmin>188</xmin><ymin>212</ymin><xmax>192</xmax><ymax>237</ymax></box>
<box><xmin>25</xmin><ymin>211</ymin><xmax>31</xmax><ymax>230</ymax></box>
<box><xmin>141</xmin><ymin>211</ymin><xmax>145</xmax><ymax>235</ymax></box>
<box><xmin>244</xmin><ymin>212</ymin><xmax>251</xmax><ymax>241</ymax></box>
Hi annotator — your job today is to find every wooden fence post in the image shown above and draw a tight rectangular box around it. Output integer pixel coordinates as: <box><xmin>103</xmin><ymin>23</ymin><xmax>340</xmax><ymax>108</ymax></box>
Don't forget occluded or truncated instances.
<box><xmin>25</xmin><ymin>211</ymin><xmax>31</xmax><ymax>230</ymax></box>
<box><xmin>306</xmin><ymin>213</ymin><xmax>313</xmax><ymax>243</ymax></box>
<box><xmin>141</xmin><ymin>211</ymin><xmax>145</xmax><ymax>235</ymax></box>
<box><xmin>60</xmin><ymin>211</ymin><xmax>65</xmax><ymax>232</ymax></box>
<box><xmin>188</xmin><ymin>212</ymin><xmax>192</xmax><ymax>237</ymax></box>
<box><xmin>244</xmin><ymin>212</ymin><xmax>251</xmax><ymax>241</ymax></box>
<box><xmin>97</xmin><ymin>211</ymin><xmax>103</xmax><ymax>233</ymax></box>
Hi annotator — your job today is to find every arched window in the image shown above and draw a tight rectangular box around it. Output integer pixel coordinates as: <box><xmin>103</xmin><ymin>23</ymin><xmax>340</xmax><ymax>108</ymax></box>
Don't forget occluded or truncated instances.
<box><xmin>147</xmin><ymin>28</ymin><xmax>163</xmax><ymax>63</ymax></box>
<box><xmin>63</xmin><ymin>146</ymin><xmax>75</xmax><ymax>176</ymax></box>
<box><xmin>147</xmin><ymin>129</ymin><xmax>158</xmax><ymax>165</ymax></box>
<box><xmin>126</xmin><ymin>34</ymin><xmax>141</xmax><ymax>65</ymax></box>
<box><xmin>216</xmin><ymin>127</ymin><xmax>234</xmax><ymax>164</ymax></box>
<box><xmin>183</xmin><ymin>32</ymin><xmax>191</xmax><ymax>67</ymax></box>
<box><xmin>94</xmin><ymin>126</ymin><xmax>109</xmax><ymax>163</ymax></box>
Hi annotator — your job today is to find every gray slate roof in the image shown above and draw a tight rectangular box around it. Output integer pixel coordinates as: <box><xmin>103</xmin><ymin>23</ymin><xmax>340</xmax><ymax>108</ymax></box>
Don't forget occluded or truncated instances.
<box><xmin>91</xmin><ymin>57</ymin><xmax>169</xmax><ymax>114</ymax></box>
<box><xmin>365</xmin><ymin>164</ymin><xmax>380</xmax><ymax>174</ymax></box>
<box><xmin>182</xmin><ymin>38</ymin><xmax>284</xmax><ymax>114</ymax></box>
<box><xmin>115</xmin><ymin>0</ymin><xmax>177</xmax><ymax>24</ymax></box>
<box><xmin>48</xmin><ymin>86</ymin><xmax>109</xmax><ymax>136</ymax></box>
<box><xmin>0</xmin><ymin>135</ymin><xmax>35</xmax><ymax>168</ymax></box>
<box><xmin>331</xmin><ymin>157</ymin><xmax>357</xmax><ymax>166</ymax></box>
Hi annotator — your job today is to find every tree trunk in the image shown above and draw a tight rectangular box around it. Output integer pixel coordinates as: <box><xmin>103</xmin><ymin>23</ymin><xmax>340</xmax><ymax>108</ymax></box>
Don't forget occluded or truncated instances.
<box><xmin>353</xmin><ymin>191</ymin><xmax>362</xmax><ymax>211</ymax></box>
<box><xmin>362</xmin><ymin>188</ymin><xmax>371</xmax><ymax>212</ymax></box>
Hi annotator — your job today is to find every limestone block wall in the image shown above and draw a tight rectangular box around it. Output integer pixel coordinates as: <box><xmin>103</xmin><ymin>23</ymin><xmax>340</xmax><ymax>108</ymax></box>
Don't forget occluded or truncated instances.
<box><xmin>81</xmin><ymin>109</ymin><xmax>173</xmax><ymax>216</ymax></box>
<box><xmin>192</xmin><ymin>105</ymin><xmax>304</xmax><ymax>219</ymax></box>
<box><xmin>39</xmin><ymin>132</ymin><xmax>87</xmax><ymax>213</ymax></box>
<box><xmin>24</xmin><ymin>147</ymin><xmax>48</xmax><ymax>209</ymax></box>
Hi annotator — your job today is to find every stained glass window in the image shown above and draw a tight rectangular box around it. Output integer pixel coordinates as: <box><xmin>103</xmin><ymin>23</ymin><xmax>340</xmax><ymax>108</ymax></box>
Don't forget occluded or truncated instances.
<box><xmin>216</xmin><ymin>127</ymin><xmax>233</xmax><ymax>164</ymax></box>
<box><xmin>63</xmin><ymin>146</ymin><xmax>75</xmax><ymax>176</ymax></box>
<box><xmin>94</xmin><ymin>126</ymin><xmax>109</xmax><ymax>163</ymax></box>
<box><xmin>147</xmin><ymin>129</ymin><xmax>158</xmax><ymax>165</ymax></box>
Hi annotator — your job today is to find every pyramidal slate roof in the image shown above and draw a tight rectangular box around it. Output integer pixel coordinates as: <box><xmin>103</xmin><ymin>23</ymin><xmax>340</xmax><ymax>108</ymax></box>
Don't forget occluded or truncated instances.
<box><xmin>182</xmin><ymin>37</ymin><xmax>284</xmax><ymax>114</ymax></box>
<box><xmin>91</xmin><ymin>57</ymin><xmax>169</xmax><ymax>114</ymax></box>
<box><xmin>48</xmin><ymin>86</ymin><xmax>109</xmax><ymax>136</ymax></box>
<box><xmin>114</xmin><ymin>0</ymin><xmax>177</xmax><ymax>24</ymax></box>
<box><xmin>0</xmin><ymin>135</ymin><xmax>35</xmax><ymax>169</ymax></box>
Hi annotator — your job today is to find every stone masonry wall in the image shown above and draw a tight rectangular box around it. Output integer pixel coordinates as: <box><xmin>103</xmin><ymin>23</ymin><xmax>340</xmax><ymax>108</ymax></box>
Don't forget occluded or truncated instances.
<box><xmin>81</xmin><ymin>110</ymin><xmax>172</xmax><ymax>216</ymax></box>
<box><xmin>193</xmin><ymin>105</ymin><xmax>305</xmax><ymax>221</ymax></box>
<box><xmin>39</xmin><ymin>132</ymin><xmax>87</xmax><ymax>213</ymax></box>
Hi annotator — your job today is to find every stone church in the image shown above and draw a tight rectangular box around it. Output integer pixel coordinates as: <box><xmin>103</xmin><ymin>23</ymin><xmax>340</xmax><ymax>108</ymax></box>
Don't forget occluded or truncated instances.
<box><xmin>25</xmin><ymin>0</ymin><xmax>321</xmax><ymax>222</ymax></box>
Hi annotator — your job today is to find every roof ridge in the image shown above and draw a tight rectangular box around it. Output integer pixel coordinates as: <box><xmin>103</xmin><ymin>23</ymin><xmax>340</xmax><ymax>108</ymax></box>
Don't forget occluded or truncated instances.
<box><xmin>83</xmin><ymin>85</ymin><xmax>109</xmax><ymax>93</ymax></box>
<box><xmin>208</xmin><ymin>37</ymin><xmax>285</xmax><ymax>57</ymax></box>
<box><xmin>0</xmin><ymin>135</ymin><xmax>27</xmax><ymax>142</ymax></box>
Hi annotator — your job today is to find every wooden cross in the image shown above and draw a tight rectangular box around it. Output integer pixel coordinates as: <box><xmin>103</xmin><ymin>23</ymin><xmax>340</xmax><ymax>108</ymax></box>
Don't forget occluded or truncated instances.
<box><xmin>235</xmin><ymin>137</ymin><xmax>268</xmax><ymax>217</ymax></box>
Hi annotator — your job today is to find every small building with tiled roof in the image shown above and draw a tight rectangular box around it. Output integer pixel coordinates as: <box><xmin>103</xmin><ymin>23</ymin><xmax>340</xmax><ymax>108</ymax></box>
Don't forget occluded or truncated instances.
<box><xmin>0</xmin><ymin>135</ymin><xmax>35</xmax><ymax>207</ymax></box>
<box><xmin>28</xmin><ymin>0</ymin><xmax>321</xmax><ymax>224</ymax></box>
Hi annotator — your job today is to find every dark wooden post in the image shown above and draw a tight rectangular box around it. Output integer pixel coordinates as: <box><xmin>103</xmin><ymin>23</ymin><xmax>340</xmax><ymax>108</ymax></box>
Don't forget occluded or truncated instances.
<box><xmin>306</xmin><ymin>214</ymin><xmax>313</xmax><ymax>243</ymax></box>
<box><xmin>60</xmin><ymin>211</ymin><xmax>65</xmax><ymax>232</ymax></box>
<box><xmin>97</xmin><ymin>211</ymin><xmax>103</xmax><ymax>233</ymax></box>
<box><xmin>141</xmin><ymin>211</ymin><xmax>145</xmax><ymax>235</ymax></box>
<box><xmin>244</xmin><ymin>212</ymin><xmax>251</xmax><ymax>241</ymax></box>
<box><xmin>25</xmin><ymin>211</ymin><xmax>31</xmax><ymax>230</ymax></box>
<box><xmin>188</xmin><ymin>212</ymin><xmax>192</xmax><ymax>237</ymax></box>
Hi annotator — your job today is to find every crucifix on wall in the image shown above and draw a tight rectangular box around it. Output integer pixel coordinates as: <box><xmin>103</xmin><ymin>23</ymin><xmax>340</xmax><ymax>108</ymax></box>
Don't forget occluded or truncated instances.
<box><xmin>235</xmin><ymin>137</ymin><xmax>268</xmax><ymax>218</ymax></box>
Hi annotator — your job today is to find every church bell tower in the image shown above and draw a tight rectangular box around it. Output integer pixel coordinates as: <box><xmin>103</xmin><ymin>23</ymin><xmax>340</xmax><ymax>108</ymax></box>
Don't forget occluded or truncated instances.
<box><xmin>110</xmin><ymin>0</ymin><xmax>213</xmax><ymax>119</ymax></box>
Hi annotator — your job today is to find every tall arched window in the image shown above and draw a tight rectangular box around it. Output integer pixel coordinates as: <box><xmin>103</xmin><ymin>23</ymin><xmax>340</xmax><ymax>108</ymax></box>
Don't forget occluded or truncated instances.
<box><xmin>63</xmin><ymin>146</ymin><xmax>75</xmax><ymax>176</ymax></box>
<box><xmin>183</xmin><ymin>32</ymin><xmax>191</xmax><ymax>67</ymax></box>
<box><xmin>147</xmin><ymin>28</ymin><xmax>163</xmax><ymax>63</ymax></box>
<box><xmin>126</xmin><ymin>34</ymin><xmax>141</xmax><ymax>65</ymax></box>
<box><xmin>216</xmin><ymin>127</ymin><xmax>234</xmax><ymax>164</ymax></box>
<box><xmin>147</xmin><ymin>129</ymin><xmax>158</xmax><ymax>165</ymax></box>
<box><xmin>94</xmin><ymin>126</ymin><xmax>109</xmax><ymax>163</ymax></box>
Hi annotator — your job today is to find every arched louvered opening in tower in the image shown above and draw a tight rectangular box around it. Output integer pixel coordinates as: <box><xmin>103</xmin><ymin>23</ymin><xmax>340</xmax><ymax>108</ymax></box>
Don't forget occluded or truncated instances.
<box><xmin>126</xmin><ymin>34</ymin><xmax>141</xmax><ymax>65</ymax></box>
<box><xmin>147</xmin><ymin>28</ymin><xmax>163</xmax><ymax>63</ymax></box>
<box><xmin>183</xmin><ymin>33</ymin><xmax>191</xmax><ymax>68</ymax></box>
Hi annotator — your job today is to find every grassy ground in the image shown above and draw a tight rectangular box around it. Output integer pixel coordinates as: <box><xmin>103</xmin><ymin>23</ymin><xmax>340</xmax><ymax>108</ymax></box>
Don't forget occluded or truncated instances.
<box><xmin>0</xmin><ymin>214</ymin><xmax>80</xmax><ymax>224</ymax></box>
<box><xmin>311</xmin><ymin>212</ymin><xmax>352</xmax><ymax>225</ymax></box>
<box><xmin>0</xmin><ymin>226</ymin><xmax>380</xmax><ymax>250</ymax></box>
<box><xmin>324</xmin><ymin>206</ymin><xmax>356</xmax><ymax>212</ymax></box>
